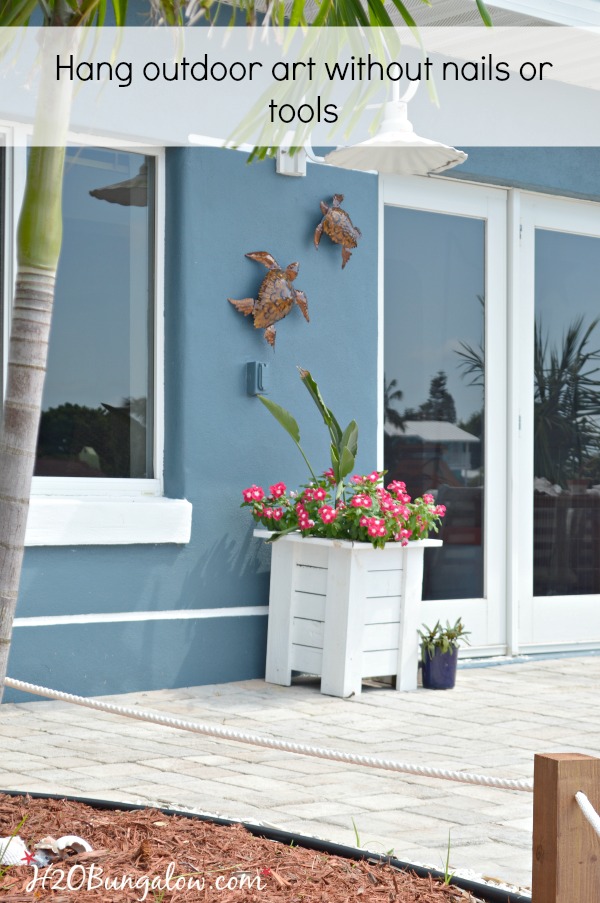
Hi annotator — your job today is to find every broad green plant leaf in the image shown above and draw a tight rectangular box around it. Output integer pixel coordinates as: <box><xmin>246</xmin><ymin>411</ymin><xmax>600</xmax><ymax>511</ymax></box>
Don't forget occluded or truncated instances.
<box><xmin>338</xmin><ymin>444</ymin><xmax>355</xmax><ymax>480</ymax></box>
<box><xmin>257</xmin><ymin>394</ymin><xmax>301</xmax><ymax>443</ymax></box>
<box><xmin>257</xmin><ymin>394</ymin><xmax>317</xmax><ymax>481</ymax></box>
<box><xmin>341</xmin><ymin>419</ymin><xmax>358</xmax><ymax>457</ymax></box>
<box><xmin>299</xmin><ymin>368</ymin><xmax>342</xmax><ymax>446</ymax></box>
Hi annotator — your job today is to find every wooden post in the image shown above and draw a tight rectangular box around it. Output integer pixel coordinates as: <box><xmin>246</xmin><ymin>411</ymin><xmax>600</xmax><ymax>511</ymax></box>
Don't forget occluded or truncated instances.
<box><xmin>532</xmin><ymin>752</ymin><xmax>600</xmax><ymax>903</ymax></box>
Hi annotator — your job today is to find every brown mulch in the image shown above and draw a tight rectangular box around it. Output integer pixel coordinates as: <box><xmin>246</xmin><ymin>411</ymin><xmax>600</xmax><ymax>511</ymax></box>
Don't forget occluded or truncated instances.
<box><xmin>0</xmin><ymin>794</ymin><xmax>484</xmax><ymax>902</ymax></box>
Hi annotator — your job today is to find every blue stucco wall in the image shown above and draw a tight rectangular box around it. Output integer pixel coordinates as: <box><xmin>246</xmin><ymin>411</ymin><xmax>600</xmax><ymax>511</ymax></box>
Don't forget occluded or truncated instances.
<box><xmin>8</xmin><ymin>144</ymin><xmax>600</xmax><ymax>702</ymax></box>
<box><xmin>5</xmin><ymin>149</ymin><xmax>378</xmax><ymax>701</ymax></box>
<box><xmin>451</xmin><ymin>148</ymin><xmax>600</xmax><ymax>202</ymax></box>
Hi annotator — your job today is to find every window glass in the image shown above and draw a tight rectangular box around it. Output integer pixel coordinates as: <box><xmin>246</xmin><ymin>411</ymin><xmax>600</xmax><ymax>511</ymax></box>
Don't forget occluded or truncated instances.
<box><xmin>34</xmin><ymin>147</ymin><xmax>155</xmax><ymax>478</ymax></box>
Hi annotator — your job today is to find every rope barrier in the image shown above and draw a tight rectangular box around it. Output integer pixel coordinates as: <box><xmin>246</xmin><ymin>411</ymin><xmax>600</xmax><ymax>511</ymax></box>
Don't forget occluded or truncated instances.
<box><xmin>4</xmin><ymin>677</ymin><xmax>534</xmax><ymax>793</ymax></box>
<box><xmin>575</xmin><ymin>791</ymin><xmax>600</xmax><ymax>839</ymax></box>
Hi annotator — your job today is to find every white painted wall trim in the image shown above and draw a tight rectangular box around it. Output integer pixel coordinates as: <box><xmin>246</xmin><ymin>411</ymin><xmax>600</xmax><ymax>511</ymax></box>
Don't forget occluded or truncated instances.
<box><xmin>25</xmin><ymin>497</ymin><xmax>192</xmax><ymax>546</ymax></box>
<box><xmin>13</xmin><ymin>606</ymin><xmax>268</xmax><ymax>627</ymax></box>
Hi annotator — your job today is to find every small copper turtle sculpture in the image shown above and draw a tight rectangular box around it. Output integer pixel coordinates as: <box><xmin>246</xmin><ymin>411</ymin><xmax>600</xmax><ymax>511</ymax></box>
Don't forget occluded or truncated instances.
<box><xmin>314</xmin><ymin>194</ymin><xmax>362</xmax><ymax>269</ymax></box>
<box><xmin>228</xmin><ymin>251</ymin><xmax>309</xmax><ymax>349</ymax></box>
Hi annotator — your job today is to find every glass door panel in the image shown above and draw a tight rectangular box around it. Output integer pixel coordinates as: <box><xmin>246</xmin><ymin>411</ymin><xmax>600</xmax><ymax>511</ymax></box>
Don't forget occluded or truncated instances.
<box><xmin>519</xmin><ymin>195</ymin><xmax>600</xmax><ymax>649</ymax></box>
<box><xmin>382</xmin><ymin>177</ymin><xmax>507</xmax><ymax>653</ymax></box>
<box><xmin>534</xmin><ymin>229</ymin><xmax>600</xmax><ymax>598</ymax></box>
<box><xmin>384</xmin><ymin>207</ymin><xmax>485</xmax><ymax>601</ymax></box>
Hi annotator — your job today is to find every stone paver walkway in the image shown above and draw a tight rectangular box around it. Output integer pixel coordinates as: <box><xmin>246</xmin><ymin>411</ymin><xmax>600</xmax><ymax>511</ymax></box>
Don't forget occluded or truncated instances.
<box><xmin>2</xmin><ymin>655</ymin><xmax>600</xmax><ymax>891</ymax></box>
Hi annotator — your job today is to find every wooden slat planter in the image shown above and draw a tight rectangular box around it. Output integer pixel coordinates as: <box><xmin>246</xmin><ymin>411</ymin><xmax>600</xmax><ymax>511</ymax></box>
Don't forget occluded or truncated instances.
<box><xmin>256</xmin><ymin>530</ymin><xmax>442</xmax><ymax>698</ymax></box>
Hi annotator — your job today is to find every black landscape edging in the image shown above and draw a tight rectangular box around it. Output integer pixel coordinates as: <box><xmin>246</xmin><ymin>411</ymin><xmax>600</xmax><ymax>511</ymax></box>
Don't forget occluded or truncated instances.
<box><xmin>1</xmin><ymin>790</ymin><xmax>531</xmax><ymax>903</ymax></box>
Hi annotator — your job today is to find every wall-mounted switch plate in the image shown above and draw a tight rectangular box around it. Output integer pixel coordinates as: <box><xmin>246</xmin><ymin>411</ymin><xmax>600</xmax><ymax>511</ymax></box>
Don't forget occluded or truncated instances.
<box><xmin>246</xmin><ymin>361</ymin><xmax>269</xmax><ymax>395</ymax></box>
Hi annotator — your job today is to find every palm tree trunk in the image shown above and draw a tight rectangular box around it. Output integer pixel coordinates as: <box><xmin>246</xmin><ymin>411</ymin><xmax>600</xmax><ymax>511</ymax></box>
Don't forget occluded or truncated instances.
<box><xmin>0</xmin><ymin>30</ymin><xmax>76</xmax><ymax>701</ymax></box>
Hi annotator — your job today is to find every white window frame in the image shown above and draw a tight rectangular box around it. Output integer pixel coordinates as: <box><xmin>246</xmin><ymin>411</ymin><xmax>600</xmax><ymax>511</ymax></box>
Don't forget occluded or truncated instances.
<box><xmin>1</xmin><ymin>124</ymin><xmax>192</xmax><ymax>545</ymax></box>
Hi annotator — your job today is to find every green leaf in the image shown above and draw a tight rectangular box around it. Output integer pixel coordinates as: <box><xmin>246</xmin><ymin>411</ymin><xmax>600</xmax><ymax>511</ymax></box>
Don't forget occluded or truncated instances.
<box><xmin>0</xmin><ymin>0</ymin><xmax>39</xmax><ymax>26</ymax></box>
<box><xmin>341</xmin><ymin>420</ymin><xmax>358</xmax><ymax>458</ymax></box>
<box><xmin>289</xmin><ymin>0</ymin><xmax>306</xmax><ymax>26</ymax></box>
<box><xmin>475</xmin><ymin>0</ymin><xmax>493</xmax><ymax>27</ymax></box>
<box><xmin>298</xmin><ymin>368</ymin><xmax>342</xmax><ymax>445</ymax></box>
<box><xmin>257</xmin><ymin>393</ymin><xmax>317</xmax><ymax>482</ymax></box>
<box><xmin>338</xmin><ymin>445</ymin><xmax>355</xmax><ymax>481</ymax></box>
<box><xmin>257</xmin><ymin>395</ymin><xmax>301</xmax><ymax>444</ymax></box>
<box><xmin>111</xmin><ymin>0</ymin><xmax>128</xmax><ymax>26</ymax></box>
<box><xmin>330</xmin><ymin>444</ymin><xmax>340</xmax><ymax>483</ymax></box>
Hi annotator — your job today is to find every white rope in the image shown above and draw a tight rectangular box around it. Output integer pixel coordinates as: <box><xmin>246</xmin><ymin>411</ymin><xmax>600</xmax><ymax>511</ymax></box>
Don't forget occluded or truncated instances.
<box><xmin>4</xmin><ymin>677</ymin><xmax>534</xmax><ymax>793</ymax></box>
<box><xmin>575</xmin><ymin>792</ymin><xmax>600</xmax><ymax>839</ymax></box>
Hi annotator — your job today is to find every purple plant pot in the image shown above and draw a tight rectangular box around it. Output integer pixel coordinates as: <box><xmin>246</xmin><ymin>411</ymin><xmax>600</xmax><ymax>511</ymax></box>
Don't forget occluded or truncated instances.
<box><xmin>421</xmin><ymin>646</ymin><xmax>458</xmax><ymax>690</ymax></box>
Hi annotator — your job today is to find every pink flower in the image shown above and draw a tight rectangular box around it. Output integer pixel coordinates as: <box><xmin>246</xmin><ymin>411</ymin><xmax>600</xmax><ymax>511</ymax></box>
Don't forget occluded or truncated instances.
<box><xmin>271</xmin><ymin>508</ymin><xmax>284</xmax><ymax>521</ymax></box>
<box><xmin>367</xmin><ymin>471</ymin><xmax>380</xmax><ymax>482</ymax></box>
<box><xmin>435</xmin><ymin>505</ymin><xmax>447</xmax><ymax>517</ymax></box>
<box><xmin>243</xmin><ymin>484</ymin><xmax>264</xmax><ymax>503</ymax></box>
<box><xmin>359</xmin><ymin>515</ymin><xmax>369</xmax><ymax>527</ymax></box>
<box><xmin>322</xmin><ymin>468</ymin><xmax>336</xmax><ymax>484</ymax></box>
<box><xmin>303</xmin><ymin>488</ymin><xmax>315</xmax><ymax>501</ymax></box>
<box><xmin>313</xmin><ymin>487</ymin><xmax>327</xmax><ymax>501</ymax></box>
<box><xmin>351</xmin><ymin>474</ymin><xmax>364</xmax><ymax>484</ymax></box>
<box><xmin>387</xmin><ymin>480</ymin><xmax>406</xmax><ymax>493</ymax></box>
<box><xmin>422</xmin><ymin>493</ymin><xmax>434</xmax><ymax>504</ymax></box>
<box><xmin>367</xmin><ymin>517</ymin><xmax>387</xmax><ymax>538</ymax></box>
<box><xmin>318</xmin><ymin>505</ymin><xmax>337</xmax><ymax>524</ymax></box>
<box><xmin>270</xmin><ymin>482</ymin><xmax>286</xmax><ymax>498</ymax></box>
<box><xmin>350</xmin><ymin>494</ymin><xmax>372</xmax><ymax>508</ymax></box>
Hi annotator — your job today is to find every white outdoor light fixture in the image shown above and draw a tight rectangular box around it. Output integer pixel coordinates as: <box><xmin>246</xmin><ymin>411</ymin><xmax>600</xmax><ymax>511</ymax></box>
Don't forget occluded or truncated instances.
<box><xmin>324</xmin><ymin>81</ymin><xmax>466</xmax><ymax>175</ymax></box>
<box><xmin>323</xmin><ymin>98</ymin><xmax>467</xmax><ymax>175</ymax></box>
<box><xmin>277</xmin><ymin>84</ymin><xmax>467</xmax><ymax>177</ymax></box>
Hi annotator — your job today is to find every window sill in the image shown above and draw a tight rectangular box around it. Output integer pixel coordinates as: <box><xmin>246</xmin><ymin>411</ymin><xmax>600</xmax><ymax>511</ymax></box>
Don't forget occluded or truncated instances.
<box><xmin>25</xmin><ymin>497</ymin><xmax>193</xmax><ymax>546</ymax></box>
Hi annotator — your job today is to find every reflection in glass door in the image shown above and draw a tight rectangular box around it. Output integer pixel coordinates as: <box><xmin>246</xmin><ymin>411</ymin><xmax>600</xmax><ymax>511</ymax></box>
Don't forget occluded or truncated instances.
<box><xmin>382</xmin><ymin>178</ymin><xmax>507</xmax><ymax>654</ymax></box>
<box><xmin>384</xmin><ymin>207</ymin><xmax>485</xmax><ymax>601</ymax></box>
<box><xmin>534</xmin><ymin>230</ymin><xmax>600</xmax><ymax>598</ymax></box>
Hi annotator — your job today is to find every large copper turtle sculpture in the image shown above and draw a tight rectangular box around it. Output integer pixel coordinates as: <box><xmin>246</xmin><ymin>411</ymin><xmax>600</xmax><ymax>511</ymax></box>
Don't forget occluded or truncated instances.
<box><xmin>228</xmin><ymin>251</ymin><xmax>309</xmax><ymax>348</ymax></box>
<box><xmin>314</xmin><ymin>194</ymin><xmax>362</xmax><ymax>269</ymax></box>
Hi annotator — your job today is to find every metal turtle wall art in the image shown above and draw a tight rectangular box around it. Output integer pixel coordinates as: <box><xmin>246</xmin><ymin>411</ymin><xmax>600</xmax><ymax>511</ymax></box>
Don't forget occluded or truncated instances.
<box><xmin>314</xmin><ymin>194</ymin><xmax>362</xmax><ymax>269</ymax></box>
<box><xmin>228</xmin><ymin>251</ymin><xmax>310</xmax><ymax>348</ymax></box>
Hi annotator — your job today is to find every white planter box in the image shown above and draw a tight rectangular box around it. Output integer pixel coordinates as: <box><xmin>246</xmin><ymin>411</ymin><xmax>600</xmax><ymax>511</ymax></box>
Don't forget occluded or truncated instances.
<box><xmin>255</xmin><ymin>530</ymin><xmax>442</xmax><ymax>698</ymax></box>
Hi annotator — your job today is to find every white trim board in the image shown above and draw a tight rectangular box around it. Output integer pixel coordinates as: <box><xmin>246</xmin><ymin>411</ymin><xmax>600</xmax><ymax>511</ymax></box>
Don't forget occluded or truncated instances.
<box><xmin>14</xmin><ymin>607</ymin><xmax>269</xmax><ymax>628</ymax></box>
<box><xmin>25</xmin><ymin>497</ymin><xmax>192</xmax><ymax>545</ymax></box>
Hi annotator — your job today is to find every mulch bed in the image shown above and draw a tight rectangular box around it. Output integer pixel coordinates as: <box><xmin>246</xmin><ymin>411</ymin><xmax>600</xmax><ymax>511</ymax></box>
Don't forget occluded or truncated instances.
<box><xmin>0</xmin><ymin>794</ymin><xmax>487</xmax><ymax>902</ymax></box>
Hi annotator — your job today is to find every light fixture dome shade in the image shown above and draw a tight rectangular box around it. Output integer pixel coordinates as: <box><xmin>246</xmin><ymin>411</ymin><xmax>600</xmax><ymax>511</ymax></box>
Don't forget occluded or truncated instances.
<box><xmin>324</xmin><ymin>136</ymin><xmax>467</xmax><ymax>175</ymax></box>
<box><xmin>323</xmin><ymin>101</ymin><xmax>467</xmax><ymax>176</ymax></box>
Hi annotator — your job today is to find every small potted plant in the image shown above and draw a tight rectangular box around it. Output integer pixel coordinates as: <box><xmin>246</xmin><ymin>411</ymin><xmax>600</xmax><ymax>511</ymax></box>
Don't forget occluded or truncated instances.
<box><xmin>418</xmin><ymin>619</ymin><xmax>470</xmax><ymax>690</ymax></box>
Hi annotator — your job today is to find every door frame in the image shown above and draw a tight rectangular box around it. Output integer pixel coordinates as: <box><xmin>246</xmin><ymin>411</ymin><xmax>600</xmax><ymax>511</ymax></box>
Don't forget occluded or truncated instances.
<box><xmin>379</xmin><ymin>175</ymin><xmax>508</xmax><ymax>657</ymax></box>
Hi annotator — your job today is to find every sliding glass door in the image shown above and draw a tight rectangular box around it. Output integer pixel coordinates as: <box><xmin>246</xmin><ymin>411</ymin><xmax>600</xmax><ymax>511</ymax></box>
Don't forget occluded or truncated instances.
<box><xmin>382</xmin><ymin>178</ymin><xmax>507</xmax><ymax>655</ymax></box>
<box><xmin>517</xmin><ymin>195</ymin><xmax>600</xmax><ymax>650</ymax></box>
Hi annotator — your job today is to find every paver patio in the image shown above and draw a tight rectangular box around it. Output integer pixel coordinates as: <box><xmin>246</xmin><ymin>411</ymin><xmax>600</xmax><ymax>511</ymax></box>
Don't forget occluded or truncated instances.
<box><xmin>2</xmin><ymin>654</ymin><xmax>600</xmax><ymax>891</ymax></box>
